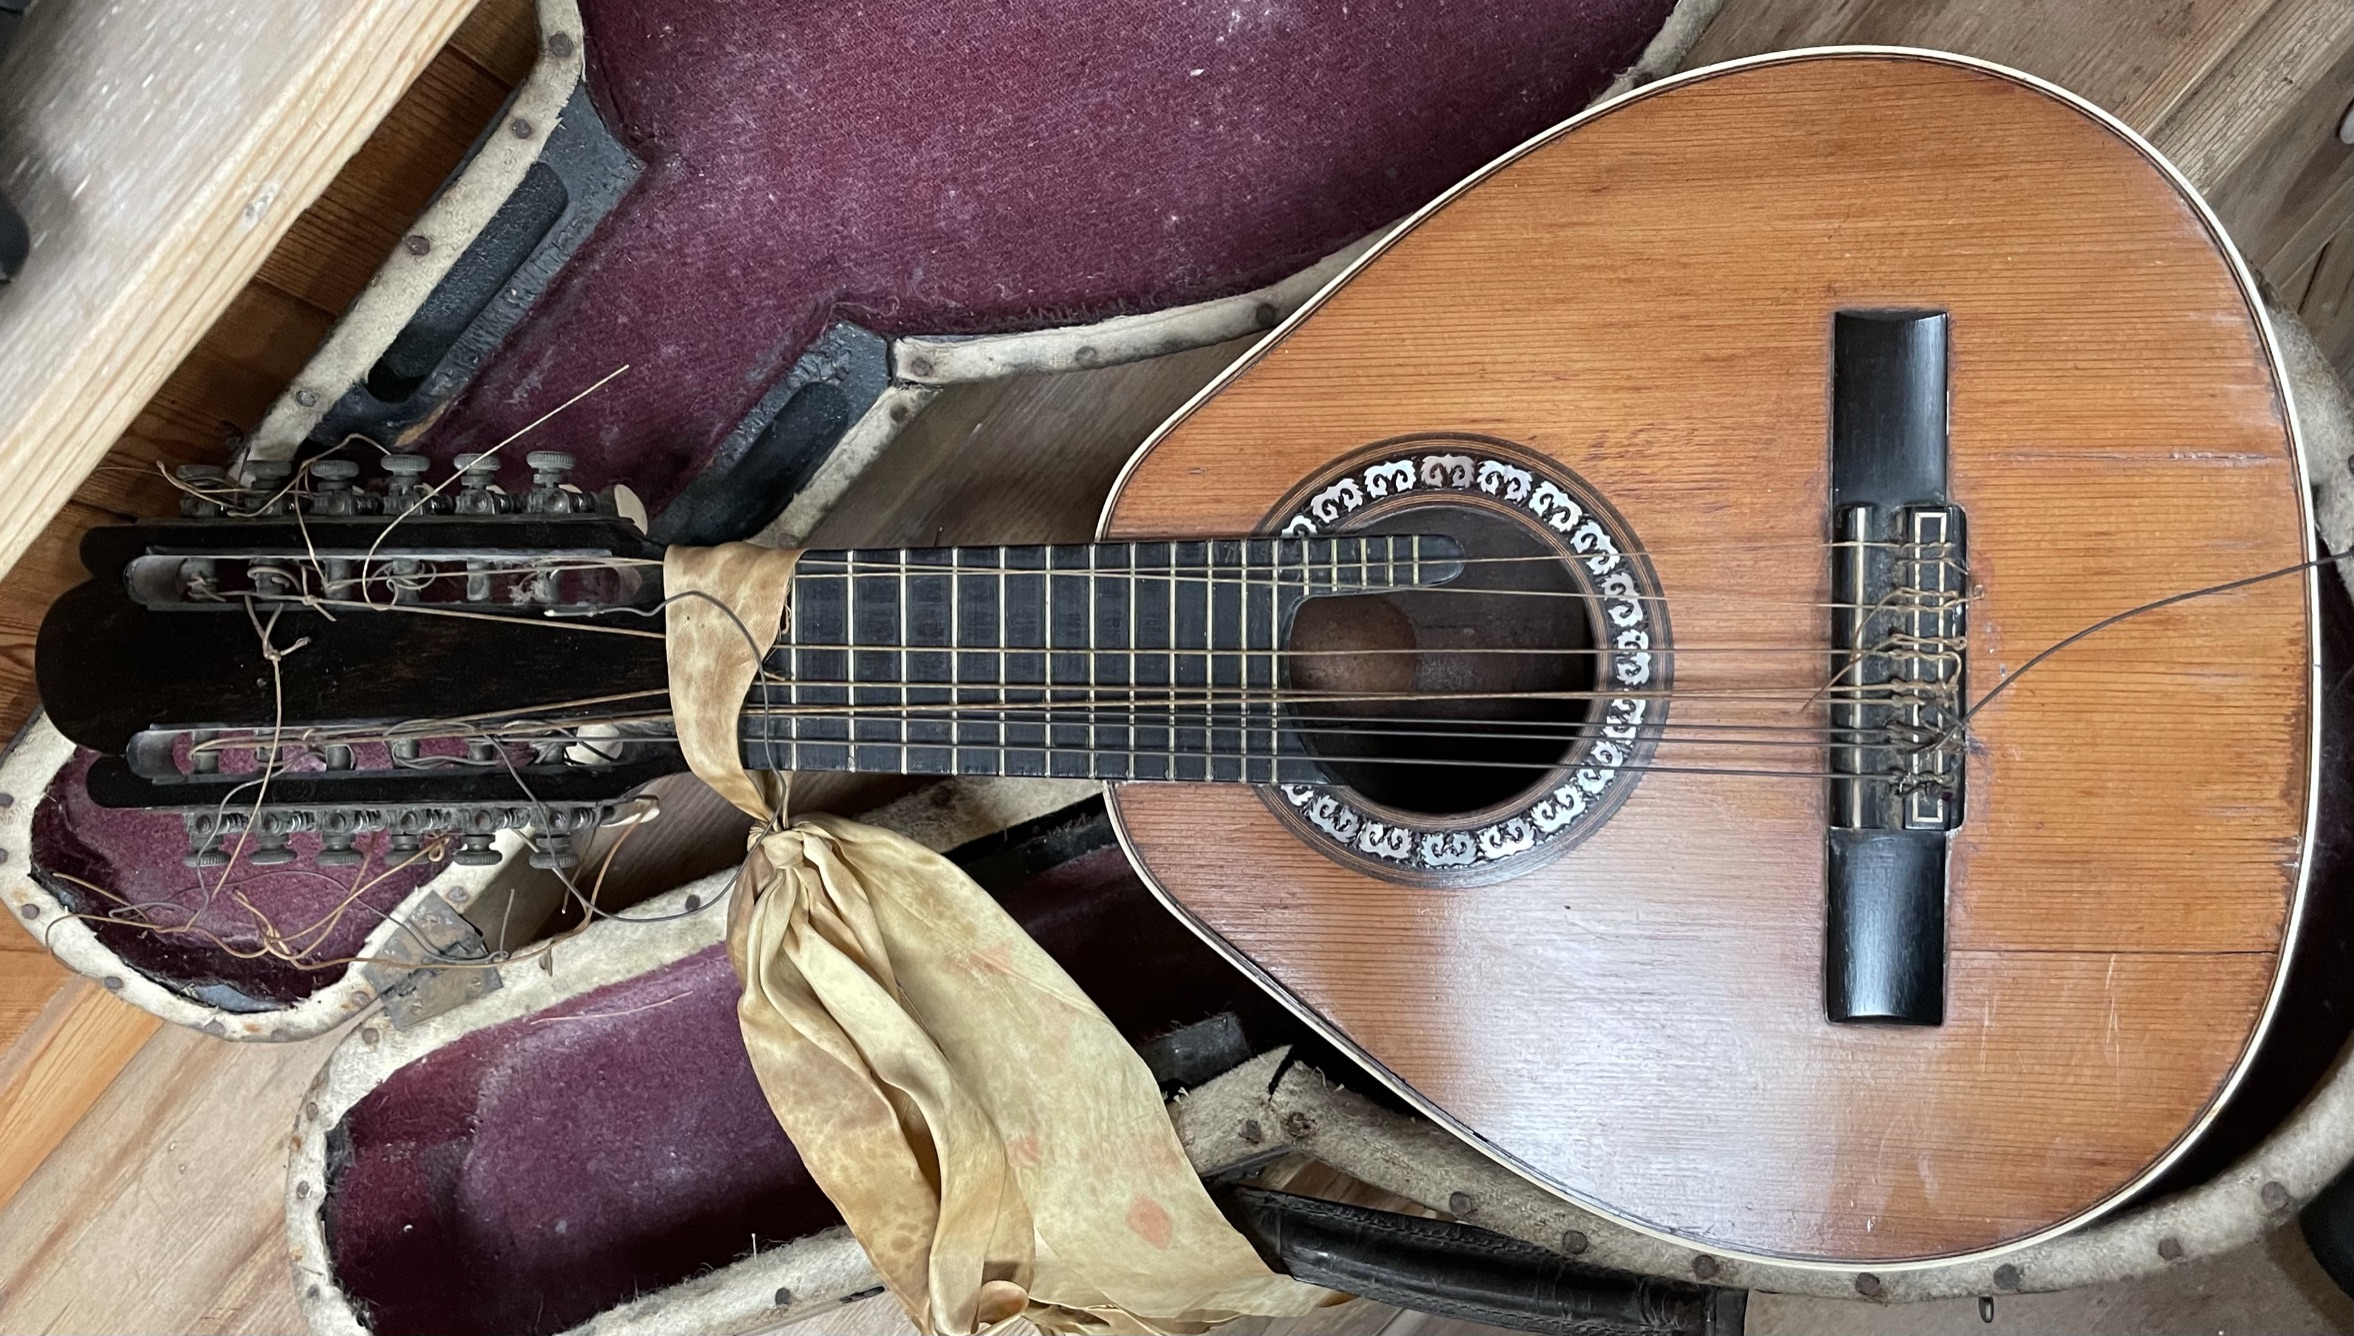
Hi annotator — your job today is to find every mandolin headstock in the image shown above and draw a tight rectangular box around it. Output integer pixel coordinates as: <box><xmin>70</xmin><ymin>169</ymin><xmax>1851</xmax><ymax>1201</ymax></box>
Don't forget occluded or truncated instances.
<box><xmin>36</xmin><ymin>452</ymin><xmax>685</xmax><ymax>869</ymax></box>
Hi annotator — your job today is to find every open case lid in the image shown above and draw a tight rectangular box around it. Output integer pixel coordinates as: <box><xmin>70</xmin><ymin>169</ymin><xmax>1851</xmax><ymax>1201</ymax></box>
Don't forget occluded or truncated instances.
<box><xmin>0</xmin><ymin>0</ymin><xmax>1710</xmax><ymax>1037</ymax></box>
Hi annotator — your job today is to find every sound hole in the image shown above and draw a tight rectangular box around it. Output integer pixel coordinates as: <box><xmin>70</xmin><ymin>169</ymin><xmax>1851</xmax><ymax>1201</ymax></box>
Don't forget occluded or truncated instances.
<box><xmin>1284</xmin><ymin>504</ymin><xmax>1596</xmax><ymax>816</ymax></box>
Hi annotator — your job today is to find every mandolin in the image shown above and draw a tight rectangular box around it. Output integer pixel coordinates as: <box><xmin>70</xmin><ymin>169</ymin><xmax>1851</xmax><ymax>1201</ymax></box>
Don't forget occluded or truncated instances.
<box><xmin>32</xmin><ymin>50</ymin><xmax>2325</xmax><ymax>1267</ymax></box>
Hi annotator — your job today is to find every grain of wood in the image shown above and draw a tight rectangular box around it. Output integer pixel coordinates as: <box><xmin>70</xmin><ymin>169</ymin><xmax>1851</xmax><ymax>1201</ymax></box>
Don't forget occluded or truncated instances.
<box><xmin>0</xmin><ymin>1022</ymin><xmax>336</xmax><ymax>1334</ymax></box>
<box><xmin>2144</xmin><ymin>0</ymin><xmax>2352</xmax><ymax>201</ymax></box>
<box><xmin>2300</xmin><ymin>226</ymin><xmax>2354</xmax><ymax>374</ymax></box>
<box><xmin>0</xmin><ymin>979</ymin><xmax>160</xmax><ymax>1210</ymax></box>
<box><xmin>0</xmin><ymin>0</ymin><xmax>484</xmax><ymax>584</ymax></box>
<box><xmin>0</xmin><ymin>0</ymin><xmax>540</xmax><ymax>1242</ymax></box>
<box><xmin>0</xmin><ymin>1</ymin><xmax>2343</xmax><ymax>1330</ymax></box>
<box><xmin>252</xmin><ymin>47</ymin><xmax>525</xmax><ymax>314</ymax></box>
<box><xmin>2271</xmin><ymin>177</ymin><xmax>2354</xmax><ymax>305</ymax></box>
<box><xmin>1106</xmin><ymin>53</ymin><xmax>2310</xmax><ymax>1263</ymax></box>
<box><xmin>1682</xmin><ymin>0</ymin><xmax>2279</xmax><ymax>132</ymax></box>
<box><xmin>445</xmin><ymin>0</ymin><xmax>545</xmax><ymax>86</ymax></box>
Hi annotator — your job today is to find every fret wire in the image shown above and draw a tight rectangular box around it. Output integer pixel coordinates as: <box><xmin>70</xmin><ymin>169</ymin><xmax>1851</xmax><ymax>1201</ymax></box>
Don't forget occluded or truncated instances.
<box><xmin>1086</xmin><ymin>545</ymin><xmax>1100</xmax><ymax>776</ymax></box>
<box><xmin>948</xmin><ymin>547</ymin><xmax>963</xmax><ymax>774</ymax></box>
<box><xmin>895</xmin><ymin>551</ymin><xmax>908</xmax><ymax>774</ymax></box>
<box><xmin>1259</xmin><ymin>540</ymin><xmax>1276</xmax><ymax>780</ymax></box>
<box><xmin>780</xmin><ymin>570</ymin><xmax>795</xmax><ymax>771</ymax></box>
<box><xmin>1128</xmin><ymin>554</ymin><xmax>1147</xmax><ymax>779</ymax></box>
<box><xmin>842</xmin><ymin>548</ymin><xmax>852</xmax><ymax>766</ymax></box>
<box><xmin>1238</xmin><ymin>540</ymin><xmax>1253</xmax><ymax>782</ymax></box>
<box><xmin>1251</xmin><ymin>541</ymin><xmax>1262</xmax><ymax>782</ymax></box>
<box><xmin>1172</xmin><ymin>550</ymin><xmax>1186</xmax><ymax>790</ymax></box>
<box><xmin>997</xmin><ymin>544</ymin><xmax>1009</xmax><ymax>773</ymax></box>
<box><xmin>1044</xmin><ymin>544</ymin><xmax>1056</xmax><ymax>778</ymax></box>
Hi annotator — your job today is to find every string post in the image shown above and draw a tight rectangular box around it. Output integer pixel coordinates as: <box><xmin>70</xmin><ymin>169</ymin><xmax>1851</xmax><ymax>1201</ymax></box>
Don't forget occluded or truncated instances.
<box><xmin>175</xmin><ymin>464</ymin><xmax>231</xmax><ymax>518</ymax></box>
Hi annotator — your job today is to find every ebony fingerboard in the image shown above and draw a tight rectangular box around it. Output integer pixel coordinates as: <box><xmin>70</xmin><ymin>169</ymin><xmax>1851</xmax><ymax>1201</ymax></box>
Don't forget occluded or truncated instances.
<box><xmin>739</xmin><ymin>536</ymin><xmax>1455</xmax><ymax>782</ymax></box>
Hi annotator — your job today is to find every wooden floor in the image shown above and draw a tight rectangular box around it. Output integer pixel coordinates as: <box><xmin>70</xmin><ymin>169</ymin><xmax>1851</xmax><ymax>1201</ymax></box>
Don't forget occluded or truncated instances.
<box><xmin>0</xmin><ymin>0</ymin><xmax>2348</xmax><ymax>1331</ymax></box>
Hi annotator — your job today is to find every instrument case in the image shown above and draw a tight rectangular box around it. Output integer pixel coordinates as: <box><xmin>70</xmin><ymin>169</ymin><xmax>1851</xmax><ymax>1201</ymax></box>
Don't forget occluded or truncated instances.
<box><xmin>0</xmin><ymin>0</ymin><xmax>1710</xmax><ymax>1039</ymax></box>
<box><xmin>281</xmin><ymin>780</ymin><xmax>1351</xmax><ymax>1336</ymax></box>
<box><xmin>281</xmin><ymin>779</ymin><xmax>1771</xmax><ymax>1336</ymax></box>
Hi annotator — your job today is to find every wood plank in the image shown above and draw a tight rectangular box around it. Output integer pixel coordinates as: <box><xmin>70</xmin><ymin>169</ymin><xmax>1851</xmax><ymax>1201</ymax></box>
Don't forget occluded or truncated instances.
<box><xmin>0</xmin><ymin>0</ymin><xmax>484</xmax><ymax>584</ymax></box>
<box><xmin>0</xmin><ymin>981</ymin><xmax>160</xmax><ymax>1210</ymax></box>
<box><xmin>2262</xmin><ymin>175</ymin><xmax>2354</xmax><ymax>298</ymax></box>
<box><xmin>0</xmin><ymin>0</ymin><xmax>535</xmax><ymax>1238</ymax></box>
<box><xmin>70</xmin><ymin>283</ymin><xmax>343</xmax><ymax>519</ymax></box>
<box><xmin>0</xmin><ymin>1022</ymin><xmax>332</xmax><ymax>1333</ymax></box>
<box><xmin>2145</xmin><ymin>0</ymin><xmax>2353</xmax><ymax>207</ymax></box>
<box><xmin>253</xmin><ymin>47</ymin><xmax>523</xmax><ymax>316</ymax></box>
<box><xmin>2299</xmin><ymin>227</ymin><xmax>2354</xmax><ymax>377</ymax></box>
<box><xmin>1683</xmin><ymin>0</ymin><xmax>2276</xmax><ymax>132</ymax></box>
<box><xmin>446</xmin><ymin>0</ymin><xmax>543</xmax><ymax>86</ymax></box>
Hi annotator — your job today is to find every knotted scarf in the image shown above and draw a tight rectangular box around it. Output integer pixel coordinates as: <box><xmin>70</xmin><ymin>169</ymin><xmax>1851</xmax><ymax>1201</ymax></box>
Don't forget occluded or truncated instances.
<box><xmin>664</xmin><ymin>542</ymin><xmax>1337</xmax><ymax>1334</ymax></box>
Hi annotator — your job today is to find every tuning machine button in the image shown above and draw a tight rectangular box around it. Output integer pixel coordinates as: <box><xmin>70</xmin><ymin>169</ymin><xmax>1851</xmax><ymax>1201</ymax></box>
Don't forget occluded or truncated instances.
<box><xmin>308</xmin><ymin>458</ymin><xmax>375</xmax><ymax>516</ymax></box>
<box><xmin>452</xmin><ymin>453</ymin><xmax>510</xmax><ymax>516</ymax></box>
<box><xmin>381</xmin><ymin>453</ymin><xmax>442</xmax><ymax>514</ymax></box>
<box><xmin>175</xmin><ymin>464</ymin><xmax>231</xmax><ymax>518</ymax></box>
<box><xmin>244</xmin><ymin>459</ymin><xmax>298</xmax><ymax>516</ymax></box>
<box><xmin>524</xmin><ymin>451</ymin><xmax>588</xmax><ymax>514</ymax></box>
<box><xmin>315</xmin><ymin>809</ymin><xmax>366</xmax><ymax>868</ymax></box>
<box><xmin>528</xmin><ymin>832</ymin><xmax>580</xmax><ymax>870</ymax></box>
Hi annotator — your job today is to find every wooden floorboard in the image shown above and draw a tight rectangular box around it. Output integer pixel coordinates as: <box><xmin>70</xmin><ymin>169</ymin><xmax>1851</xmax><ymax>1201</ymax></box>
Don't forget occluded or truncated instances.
<box><xmin>0</xmin><ymin>978</ymin><xmax>160</xmax><ymax>1210</ymax></box>
<box><xmin>0</xmin><ymin>1022</ymin><xmax>336</xmax><ymax>1335</ymax></box>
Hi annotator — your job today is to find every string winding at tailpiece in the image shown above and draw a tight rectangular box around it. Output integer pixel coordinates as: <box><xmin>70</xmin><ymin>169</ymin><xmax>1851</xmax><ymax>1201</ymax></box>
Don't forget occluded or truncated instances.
<box><xmin>664</xmin><ymin>541</ymin><xmax>1337</xmax><ymax>1335</ymax></box>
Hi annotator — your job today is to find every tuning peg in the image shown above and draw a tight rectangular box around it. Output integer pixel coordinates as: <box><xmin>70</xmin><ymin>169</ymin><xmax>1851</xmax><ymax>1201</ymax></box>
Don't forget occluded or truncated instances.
<box><xmin>528</xmin><ymin>831</ymin><xmax>580</xmax><ymax>870</ymax></box>
<box><xmin>524</xmin><ymin>451</ymin><xmax>587</xmax><ymax>514</ymax></box>
<box><xmin>315</xmin><ymin>809</ymin><xmax>365</xmax><ymax>868</ymax></box>
<box><xmin>244</xmin><ymin>459</ymin><xmax>297</xmax><ymax>516</ymax></box>
<box><xmin>308</xmin><ymin>458</ymin><xmax>373</xmax><ymax>516</ymax></box>
<box><xmin>247</xmin><ymin>832</ymin><xmax>298</xmax><ymax>867</ymax></box>
<box><xmin>452</xmin><ymin>833</ymin><xmax>502</xmax><ymax>866</ymax></box>
<box><xmin>175</xmin><ymin>464</ymin><xmax>230</xmax><ymax>518</ymax></box>
<box><xmin>452</xmin><ymin>453</ymin><xmax>508</xmax><ymax>516</ymax></box>
<box><xmin>380</xmin><ymin>452</ymin><xmax>442</xmax><ymax>514</ymax></box>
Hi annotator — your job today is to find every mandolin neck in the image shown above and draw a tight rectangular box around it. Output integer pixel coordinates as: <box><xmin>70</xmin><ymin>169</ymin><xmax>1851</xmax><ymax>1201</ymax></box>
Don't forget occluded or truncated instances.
<box><xmin>738</xmin><ymin>536</ymin><xmax>1461</xmax><ymax>782</ymax></box>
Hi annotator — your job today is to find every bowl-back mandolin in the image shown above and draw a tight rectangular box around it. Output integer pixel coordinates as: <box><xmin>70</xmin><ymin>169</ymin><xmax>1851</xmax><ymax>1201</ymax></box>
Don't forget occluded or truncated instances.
<box><xmin>33</xmin><ymin>50</ymin><xmax>2324</xmax><ymax>1267</ymax></box>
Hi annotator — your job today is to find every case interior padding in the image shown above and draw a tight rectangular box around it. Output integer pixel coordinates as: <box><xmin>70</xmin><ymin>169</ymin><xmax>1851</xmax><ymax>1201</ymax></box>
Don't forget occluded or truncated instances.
<box><xmin>418</xmin><ymin>0</ymin><xmax>1676</xmax><ymax>515</ymax></box>
<box><xmin>28</xmin><ymin>0</ymin><xmax>1671</xmax><ymax>1011</ymax></box>
<box><xmin>323</xmin><ymin>805</ymin><xmax>1322</xmax><ymax>1336</ymax></box>
<box><xmin>30</xmin><ymin>748</ymin><xmax>439</xmax><ymax>1007</ymax></box>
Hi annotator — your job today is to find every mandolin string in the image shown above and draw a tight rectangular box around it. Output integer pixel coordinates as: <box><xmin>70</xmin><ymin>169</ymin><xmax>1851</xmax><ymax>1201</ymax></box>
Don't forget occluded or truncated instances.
<box><xmin>166</xmin><ymin>382</ymin><xmax>2318</xmax><ymax>788</ymax></box>
<box><xmin>260</xmin><ymin>713</ymin><xmax>1919</xmax><ymax>753</ymax></box>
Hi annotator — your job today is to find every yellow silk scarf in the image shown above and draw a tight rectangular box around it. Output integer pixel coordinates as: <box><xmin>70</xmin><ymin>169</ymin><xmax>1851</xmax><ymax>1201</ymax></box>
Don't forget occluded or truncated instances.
<box><xmin>665</xmin><ymin>543</ymin><xmax>1337</xmax><ymax>1335</ymax></box>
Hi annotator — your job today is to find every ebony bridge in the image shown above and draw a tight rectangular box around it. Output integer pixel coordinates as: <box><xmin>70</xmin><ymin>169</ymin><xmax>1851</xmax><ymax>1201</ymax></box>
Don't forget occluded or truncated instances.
<box><xmin>1826</xmin><ymin>310</ymin><xmax>1967</xmax><ymax>1026</ymax></box>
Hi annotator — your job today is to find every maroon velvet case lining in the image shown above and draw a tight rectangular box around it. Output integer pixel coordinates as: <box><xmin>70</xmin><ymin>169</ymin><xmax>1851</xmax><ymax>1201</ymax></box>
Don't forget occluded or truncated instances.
<box><xmin>31</xmin><ymin>749</ymin><xmax>439</xmax><ymax>1006</ymax></box>
<box><xmin>324</xmin><ymin>814</ymin><xmax>1318</xmax><ymax>1336</ymax></box>
<box><xmin>421</xmin><ymin>0</ymin><xmax>1677</xmax><ymax>513</ymax></box>
<box><xmin>27</xmin><ymin>0</ymin><xmax>1671</xmax><ymax>1004</ymax></box>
